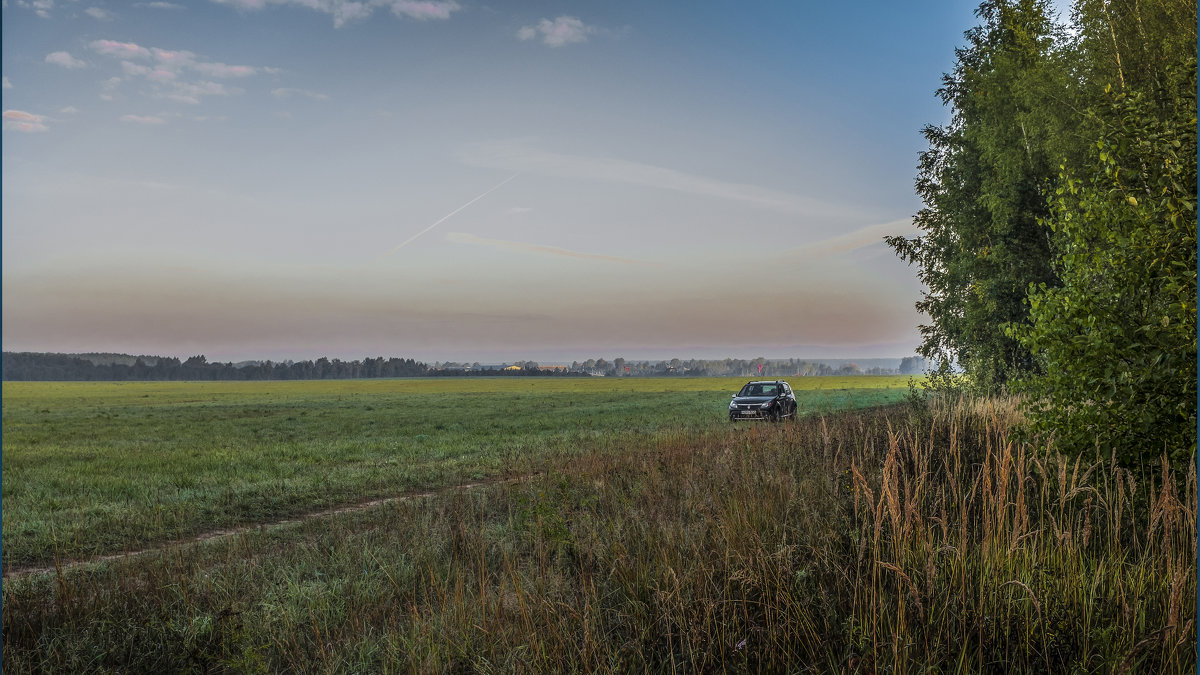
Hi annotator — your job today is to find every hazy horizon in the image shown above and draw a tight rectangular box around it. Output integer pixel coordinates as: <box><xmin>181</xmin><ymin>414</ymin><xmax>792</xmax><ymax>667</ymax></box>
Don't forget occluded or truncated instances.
<box><xmin>3</xmin><ymin>1</ymin><xmax>1070</xmax><ymax>362</ymax></box>
<box><xmin>3</xmin><ymin>346</ymin><xmax>923</xmax><ymax>366</ymax></box>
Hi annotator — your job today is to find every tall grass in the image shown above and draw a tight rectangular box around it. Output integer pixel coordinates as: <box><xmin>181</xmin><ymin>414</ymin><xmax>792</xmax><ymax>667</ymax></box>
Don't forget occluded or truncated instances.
<box><xmin>3</xmin><ymin>396</ymin><xmax>1194</xmax><ymax>672</ymax></box>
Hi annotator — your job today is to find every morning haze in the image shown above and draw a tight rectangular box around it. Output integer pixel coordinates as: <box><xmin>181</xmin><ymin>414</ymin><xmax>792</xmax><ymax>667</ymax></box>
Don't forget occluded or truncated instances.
<box><xmin>2</xmin><ymin>1</ymin><xmax>980</xmax><ymax>362</ymax></box>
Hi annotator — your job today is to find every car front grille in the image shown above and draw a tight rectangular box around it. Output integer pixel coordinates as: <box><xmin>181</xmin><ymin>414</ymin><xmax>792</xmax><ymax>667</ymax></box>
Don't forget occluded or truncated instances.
<box><xmin>734</xmin><ymin>405</ymin><xmax>765</xmax><ymax>412</ymax></box>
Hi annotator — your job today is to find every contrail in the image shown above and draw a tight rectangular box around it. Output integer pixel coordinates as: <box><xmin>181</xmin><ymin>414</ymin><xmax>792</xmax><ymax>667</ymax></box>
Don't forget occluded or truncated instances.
<box><xmin>375</xmin><ymin>173</ymin><xmax>519</xmax><ymax>261</ymax></box>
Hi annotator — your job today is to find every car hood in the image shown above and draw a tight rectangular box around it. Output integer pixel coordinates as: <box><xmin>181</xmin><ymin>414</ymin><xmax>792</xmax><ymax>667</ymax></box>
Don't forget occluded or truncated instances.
<box><xmin>732</xmin><ymin>396</ymin><xmax>778</xmax><ymax>405</ymax></box>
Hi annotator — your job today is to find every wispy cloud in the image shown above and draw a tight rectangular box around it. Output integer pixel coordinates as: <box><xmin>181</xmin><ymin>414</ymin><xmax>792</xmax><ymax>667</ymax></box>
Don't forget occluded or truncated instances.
<box><xmin>516</xmin><ymin>16</ymin><xmax>595</xmax><ymax>47</ymax></box>
<box><xmin>120</xmin><ymin>113</ymin><xmax>166</xmax><ymax>124</ymax></box>
<box><xmin>776</xmin><ymin>218</ymin><xmax>919</xmax><ymax>261</ymax></box>
<box><xmin>193</xmin><ymin>62</ymin><xmax>258</xmax><ymax>78</ymax></box>
<box><xmin>138</xmin><ymin>1</ymin><xmax>184</xmax><ymax>8</ymax></box>
<box><xmin>271</xmin><ymin>87</ymin><xmax>329</xmax><ymax>100</ymax></box>
<box><xmin>447</xmin><ymin>232</ymin><xmax>657</xmax><ymax>265</ymax></box>
<box><xmin>3</xmin><ymin>109</ymin><xmax>49</xmax><ymax>132</ymax></box>
<box><xmin>22</xmin><ymin>0</ymin><xmax>54</xmax><ymax>18</ymax></box>
<box><xmin>90</xmin><ymin>40</ymin><xmax>152</xmax><ymax>59</ymax></box>
<box><xmin>91</xmin><ymin>42</ymin><xmax>264</xmax><ymax>78</ymax></box>
<box><xmin>149</xmin><ymin>47</ymin><xmax>260</xmax><ymax>77</ymax></box>
<box><xmin>45</xmin><ymin>51</ymin><xmax>87</xmax><ymax>69</ymax></box>
<box><xmin>123</xmin><ymin>62</ymin><xmax>178</xmax><ymax>82</ymax></box>
<box><xmin>89</xmin><ymin>40</ymin><xmax>263</xmax><ymax>104</ymax></box>
<box><xmin>2</xmin><ymin>76</ymin><xmax>11</xmax><ymax>89</ymax></box>
<box><xmin>386</xmin><ymin>0</ymin><xmax>458</xmax><ymax>20</ymax></box>
<box><xmin>461</xmin><ymin>139</ymin><xmax>876</xmax><ymax>221</ymax></box>
<box><xmin>84</xmin><ymin>6</ymin><xmax>112</xmax><ymax>19</ymax></box>
<box><xmin>59</xmin><ymin>105</ymin><xmax>80</xmax><ymax>114</ymax></box>
<box><xmin>210</xmin><ymin>0</ymin><xmax>461</xmax><ymax>28</ymax></box>
<box><xmin>163</xmin><ymin>81</ymin><xmax>238</xmax><ymax>104</ymax></box>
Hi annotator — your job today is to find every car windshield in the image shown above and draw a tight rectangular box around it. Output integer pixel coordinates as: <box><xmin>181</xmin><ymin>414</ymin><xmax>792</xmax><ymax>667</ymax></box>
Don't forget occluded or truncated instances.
<box><xmin>738</xmin><ymin>383</ymin><xmax>778</xmax><ymax>397</ymax></box>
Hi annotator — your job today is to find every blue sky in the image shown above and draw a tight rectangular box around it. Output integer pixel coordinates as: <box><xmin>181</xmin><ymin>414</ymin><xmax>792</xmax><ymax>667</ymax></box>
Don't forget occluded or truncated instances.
<box><xmin>3</xmin><ymin>0</ymin><xmax>1050</xmax><ymax>362</ymax></box>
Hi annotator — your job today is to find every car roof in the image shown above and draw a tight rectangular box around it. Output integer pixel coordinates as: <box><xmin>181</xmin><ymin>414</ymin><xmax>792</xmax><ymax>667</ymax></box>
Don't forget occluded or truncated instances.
<box><xmin>745</xmin><ymin>380</ymin><xmax>787</xmax><ymax>385</ymax></box>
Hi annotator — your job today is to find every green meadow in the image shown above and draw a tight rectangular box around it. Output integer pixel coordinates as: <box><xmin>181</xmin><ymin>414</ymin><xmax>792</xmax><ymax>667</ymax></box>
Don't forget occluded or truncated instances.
<box><xmin>2</xmin><ymin>381</ymin><xmax>1192</xmax><ymax>672</ymax></box>
<box><xmin>2</xmin><ymin>376</ymin><xmax>908</xmax><ymax>569</ymax></box>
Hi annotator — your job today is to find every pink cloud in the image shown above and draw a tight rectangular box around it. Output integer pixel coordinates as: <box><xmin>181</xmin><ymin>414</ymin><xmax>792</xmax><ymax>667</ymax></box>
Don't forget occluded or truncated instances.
<box><xmin>149</xmin><ymin>48</ymin><xmax>197</xmax><ymax>67</ymax></box>
<box><xmin>90</xmin><ymin>40</ymin><xmax>151</xmax><ymax>59</ymax></box>
<box><xmin>3</xmin><ymin>109</ymin><xmax>50</xmax><ymax>132</ymax></box>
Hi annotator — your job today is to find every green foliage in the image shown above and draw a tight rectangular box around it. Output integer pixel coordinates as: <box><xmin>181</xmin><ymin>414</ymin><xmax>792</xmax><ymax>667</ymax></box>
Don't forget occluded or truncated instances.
<box><xmin>887</xmin><ymin>0</ymin><xmax>1070</xmax><ymax>394</ymax></box>
<box><xmin>1007</xmin><ymin>61</ymin><xmax>1197</xmax><ymax>465</ymax></box>
<box><xmin>891</xmin><ymin>0</ymin><xmax>1197</xmax><ymax>467</ymax></box>
<box><xmin>1071</xmin><ymin>0</ymin><xmax>1197</xmax><ymax>97</ymax></box>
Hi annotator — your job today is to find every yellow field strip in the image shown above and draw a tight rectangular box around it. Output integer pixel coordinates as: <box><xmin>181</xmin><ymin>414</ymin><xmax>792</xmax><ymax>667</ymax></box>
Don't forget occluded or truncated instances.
<box><xmin>2</xmin><ymin>375</ymin><xmax>915</xmax><ymax>402</ymax></box>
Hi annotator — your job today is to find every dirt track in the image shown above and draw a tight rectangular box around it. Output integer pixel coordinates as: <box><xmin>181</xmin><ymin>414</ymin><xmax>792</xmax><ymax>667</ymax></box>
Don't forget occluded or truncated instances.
<box><xmin>3</xmin><ymin>472</ymin><xmax>538</xmax><ymax>580</ymax></box>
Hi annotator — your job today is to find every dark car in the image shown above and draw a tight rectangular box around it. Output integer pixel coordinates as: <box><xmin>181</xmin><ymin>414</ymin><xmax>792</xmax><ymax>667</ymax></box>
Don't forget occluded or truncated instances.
<box><xmin>728</xmin><ymin>380</ymin><xmax>797</xmax><ymax>421</ymax></box>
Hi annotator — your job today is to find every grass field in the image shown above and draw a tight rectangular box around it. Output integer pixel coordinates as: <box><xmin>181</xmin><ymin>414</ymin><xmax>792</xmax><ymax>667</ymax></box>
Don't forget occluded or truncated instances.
<box><xmin>2</xmin><ymin>376</ymin><xmax>909</xmax><ymax>569</ymax></box>
<box><xmin>3</xmin><ymin>382</ymin><xmax>1194</xmax><ymax>672</ymax></box>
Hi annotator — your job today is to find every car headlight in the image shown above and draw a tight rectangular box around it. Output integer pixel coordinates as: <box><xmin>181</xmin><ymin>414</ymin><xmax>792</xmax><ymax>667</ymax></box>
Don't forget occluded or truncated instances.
<box><xmin>760</xmin><ymin>401</ymin><xmax>773</xmax><ymax>409</ymax></box>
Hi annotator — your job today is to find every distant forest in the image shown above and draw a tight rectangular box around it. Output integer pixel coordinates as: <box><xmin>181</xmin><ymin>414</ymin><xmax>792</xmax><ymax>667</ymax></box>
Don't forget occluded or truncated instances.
<box><xmin>1</xmin><ymin>352</ymin><xmax>927</xmax><ymax>381</ymax></box>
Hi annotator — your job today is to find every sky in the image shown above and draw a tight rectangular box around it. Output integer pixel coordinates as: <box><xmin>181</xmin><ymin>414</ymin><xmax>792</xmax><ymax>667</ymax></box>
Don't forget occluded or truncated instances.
<box><xmin>1</xmin><ymin>0</ymin><xmax>1060</xmax><ymax>363</ymax></box>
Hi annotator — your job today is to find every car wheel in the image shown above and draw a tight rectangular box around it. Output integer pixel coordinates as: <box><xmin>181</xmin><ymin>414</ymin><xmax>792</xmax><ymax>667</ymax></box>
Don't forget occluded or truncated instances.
<box><xmin>770</xmin><ymin>406</ymin><xmax>782</xmax><ymax>423</ymax></box>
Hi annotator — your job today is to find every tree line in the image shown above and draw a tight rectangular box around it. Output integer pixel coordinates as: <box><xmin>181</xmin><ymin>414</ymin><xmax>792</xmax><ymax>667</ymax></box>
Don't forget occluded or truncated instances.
<box><xmin>1</xmin><ymin>353</ymin><xmax>428</xmax><ymax>381</ymax></box>
<box><xmin>556</xmin><ymin>357</ymin><xmax>925</xmax><ymax>377</ymax></box>
<box><xmin>888</xmin><ymin>0</ymin><xmax>1195</xmax><ymax>465</ymax></box>
<box><xmin>2</xmin><ymin>352</ymin><xmax>926</xmax><ymax>381</ymax></box>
